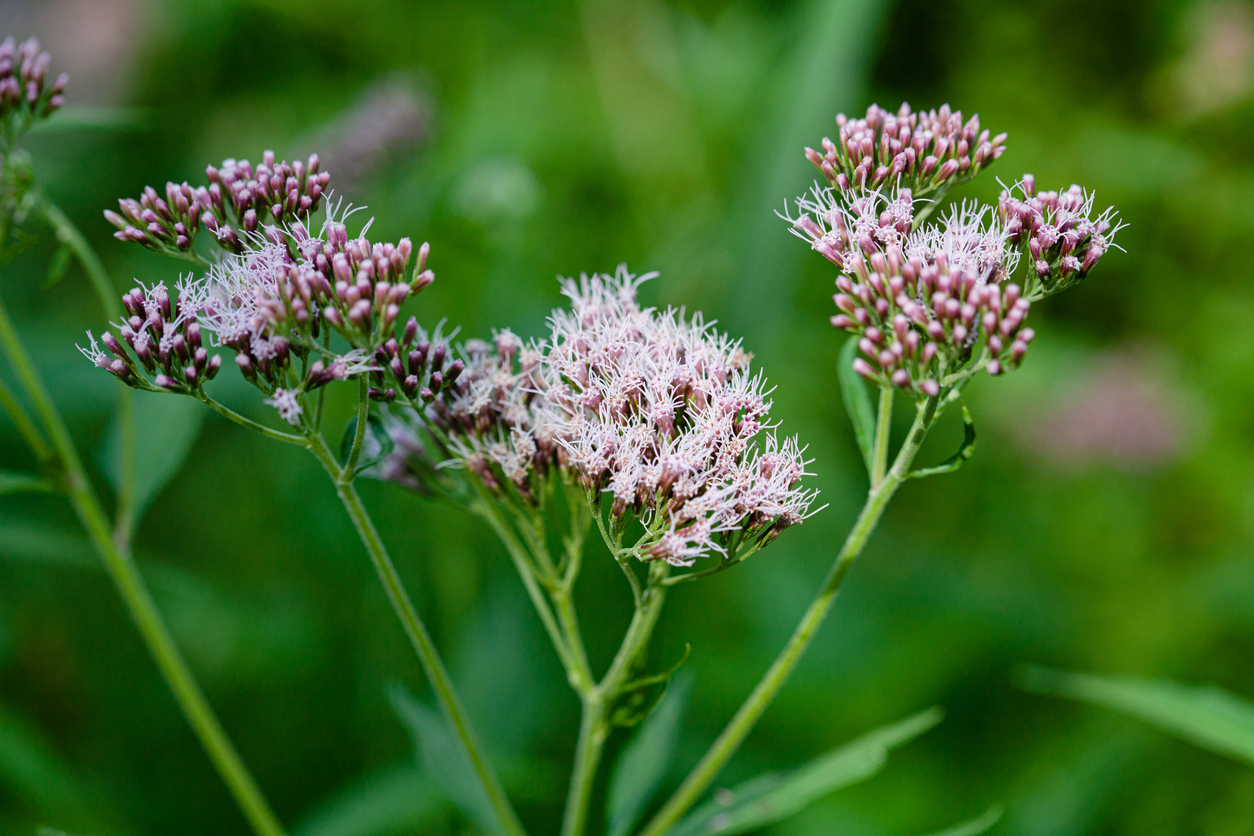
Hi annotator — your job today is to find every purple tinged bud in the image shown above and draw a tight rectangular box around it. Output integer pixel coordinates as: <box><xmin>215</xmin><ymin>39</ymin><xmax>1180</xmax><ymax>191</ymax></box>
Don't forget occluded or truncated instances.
<box><xmin>936</xmin><ymin>159</ymin><xmax>960</xmax><ymax>180</ymax></box>
<box><xmin>986</xmin><ymin>360</ymin><xmax>1002</xmax><ymax>376</ymax></box>
<box><xmin>402</xmin><ymin>316</ymin><xmax>419</xmax><ymax>346</ymax></box>
<box><xmin>445</xmin><ymin>359</ymin><xmax>464</xmax><ymax>383</ymax></box>
<box><xmin>891</xmin><ymin>369</ymin><xmax>910</xmax><ymax>388</ymax></box>
<box><xmin>921</xmin><ymin>379</ymin><xmax>940</xmax><ymax>397</ymax></box>
<box><xmin>101</xmin><ymin>331</ymin><xmax>127</xmax><ymax>359</ymax></box>
<box><xmin>154</xmin><ymin>374</ymin><xmax>177</xmax><ymax>390</ymax></box>
<box><xmin>419</xmin><ymin>387</ymin><xmax>435</xmax><ymax>402</ymax></box>
<box><xmin>851</xmin><ymin>358</ymin><xmax>875</xmax><ymax>380</ymax></box>
<box><xmin>412</xmin><ymin>269</ymin><xmax>434</xmax><ymax>292</ymax></box>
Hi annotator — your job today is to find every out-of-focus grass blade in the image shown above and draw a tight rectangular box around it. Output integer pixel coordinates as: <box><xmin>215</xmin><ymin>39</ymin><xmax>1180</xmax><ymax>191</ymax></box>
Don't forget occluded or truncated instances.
<box><xmin>670</xmin><ymin>707</ymin><xmax>943</xmax><ymax>836</ymax></box>
<box><xmin>0</xmin><ymin>470</ymin><xmax>54</xmax><ymax>495</ymax></box>
<box><xmin>293</xmin><ymin>764</ymin><xmax>444</xmax><ymax>836</ymax></box>
<box><xmin>1018</xmin><ymin>666</ymin><xmax>1254</xmax><ymax>765</ymax></box>
<box><xmin>30</xmin><ymin>105</ymin><xmax>153</xmax><ymax>133</ymax></box>
<box><xmin>913</xmin><ymin>805</ymin><xmax>1003</xmax><ymax>836</ymax></box>
<box><xmin>389</xmin><ymin>683</ymin><xmax>504</xmax><ymax>836</ymax></box>
<box><xmin>838</xmin><ymin>336</ymin><xmax>876</xmax><ymax>474</ymax></box>
<box><xmin>102</xmin><ymin>391</ymin><xmax>205</xmax><ymax>522</ymax></box>
<box><xmin>607</xmin><ymin>675</ymin><xmax>691</xmax><ymax>836</ymax></box>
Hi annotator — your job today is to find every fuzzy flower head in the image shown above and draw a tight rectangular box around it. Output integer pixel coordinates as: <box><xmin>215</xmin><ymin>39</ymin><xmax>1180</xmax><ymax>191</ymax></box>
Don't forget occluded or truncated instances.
<box><xmin>0</xmin><ymin>37</ymin><xmax>67</xmax><ymax>144</ymax></box>
<box><xmin>536</xmin><ymin>266</ymin><xmax>819</xmax><ymax>566</ymax></box>
<box><xmin>788</xmin><ymin>143</ymin><xmax>1122</xmax><ymax>393</ymax></box>
<box><xmin>804</xmin><ymin>102</ymin><xmax>1005</xmax><ymax>197</ymax></box>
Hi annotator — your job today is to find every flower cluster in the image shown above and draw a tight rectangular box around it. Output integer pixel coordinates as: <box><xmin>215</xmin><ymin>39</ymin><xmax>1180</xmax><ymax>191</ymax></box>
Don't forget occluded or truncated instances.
<box><xmin>374</xmin><ymin>269</ymin><xmax>818</xmax><ymax>566</ymax></box>
<box><xmin>86</xmin><ymin>161</ymin><xmax>437</xmax><ymax>428</ymax></box>
<box><xmin>78</xmin><ymin>281</ymin><xmax>221</xmax><ymax>391</ymax></box>
<box><xmin>787</xmin><ymin>157</ymin><xmax>1121</xmax><ymax>391</ymax></box>
<box><xmin>804</xmin><ymin>103</ymin><xmax>1005</xmax><ymax>197</ymax></box>
<box><xmin>105</xmin><ymin>151</ymin><xmax>331</xmax><ymax>257</ymax></box>
<box><xmin>1000</xmin><ymin>176</ymin><xmax>1123</xmax><ymax>292</ymax></box>
<box><xmin>0</xmin><ymin>37</ymin><xmax>66</xmax><ymax>139</ymax></box>
<box><xmin>369</xmin><ymin>315</ymin><xmax>464</xmax><ymax>403</ymax></box>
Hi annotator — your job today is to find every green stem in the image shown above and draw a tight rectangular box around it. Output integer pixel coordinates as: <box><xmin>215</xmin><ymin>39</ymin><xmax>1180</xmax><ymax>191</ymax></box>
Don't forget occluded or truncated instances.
<box><xmin>304</xmin><ymin>432</ymin><xmax>525</xmax><ymax>836</ymax></box>
<box><xmin>561</xmin><ymin>560</ymin><xmax>670</xmax><ymax>836</ymax></box>
<box><xmin>195</xmin><ymin>392</ymin><xmax>307</xmax><ymax>445</ymax></box>
<box><xmin>870</xmin><ymin>384</ymin><xmax>893</xmax><ymax>489</ymax></box>
<box><xmin>0</xmin><ymin>293</ymin><xmax>284</xmax><ymax>836</ymax></box>
<box><xmin>0</xmin><ymin>375</ymin><xmax>51</xmax><ymax>461</ymax></box>
<box><xmin>114</xmin><ymin>385</ymin><xmax>135</xmax><ymax>543</ymax></box>
<box><xmin>640</xmin><ymin>398</ymin><xmax>939</xmax><ymax>836</ymax></box>
<box><xmin>561</xmin><ymin>695</ymin><xmax>608</xmax><ymax>836</ymax></box>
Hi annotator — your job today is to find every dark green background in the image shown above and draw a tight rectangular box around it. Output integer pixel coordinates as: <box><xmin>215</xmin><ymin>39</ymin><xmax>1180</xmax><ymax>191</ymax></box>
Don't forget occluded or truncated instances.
<box><xmin>2</xmin><ymin>0</ymin><xmax>1253</xmax><ymax>833</ymax></box>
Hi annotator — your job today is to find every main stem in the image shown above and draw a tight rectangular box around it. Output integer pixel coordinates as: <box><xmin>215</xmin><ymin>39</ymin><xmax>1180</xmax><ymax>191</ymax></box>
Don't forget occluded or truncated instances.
<box><xmin>304</xmin><ymin>432</ymin><xmax>525</xmax><ymax>836</ymax></box>
<box><xmin>640</xmin><ymin>397</ymin><xmax>938</xmax><ymax>836</ymax></box>
<box><xmin>0</xmin><ymin>296</ymin><xmax>285</xmax><ymax>836</ymax></box>
<box><xmin>560</xmin><ymin>560</ymin><xmax>669</xmax><ymax>836</ymax></box>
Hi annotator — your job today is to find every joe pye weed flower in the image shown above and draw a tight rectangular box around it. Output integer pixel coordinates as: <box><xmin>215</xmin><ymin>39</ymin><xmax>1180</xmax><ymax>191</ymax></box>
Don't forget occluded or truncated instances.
<box><xmin>28</xmin><ymin>31</ymin><xmax>1121</xmax><ymax>833</ymax></box>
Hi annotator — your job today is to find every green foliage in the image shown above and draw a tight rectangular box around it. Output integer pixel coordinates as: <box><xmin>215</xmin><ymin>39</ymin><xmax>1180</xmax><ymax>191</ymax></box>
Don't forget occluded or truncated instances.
<box><xmin>389</xmin><ymin>683</ymin><xmax>504</xmax><ymax>836</ymax></box>
<box><xmin>838</xmin><ymin>335</ymin><xmax>877</xmax><ymax>474</ymax></box>
<box><xmin>0</xmin><ymin>469</ymin><xmax>52</xmax><ymax>494</ymax></box>
<box><xmin>909</xmin><ymin>406</ymin><xmax>977</xmax><ymax>479</ymax></box>
<box><xmin>668</xmin><ymin>708</ymin><xmax>943</xmax><ymax>836</ymax></box>
<box><xmin>101</xmin><ymin>391</ymin><xmax>205</xmax><ymax>521</ymax></box>
<box><xmin>913</xmin><ymin>806</ymin><xmax>1002</xmax><ymax>836</ymax></box>
<box><xmin>607</xmin><ymin>675</ymin><xmax>691</xmax><ymax>836</ymax></box>
<box><xmin>1020</xmin><ymin>668</ymin><xmax>1254</xmax><ymax>766</ymax></box>
<box><xmin>293</xmin><ymin>765</ymin><xmax>444</xmax><ymax>836</ymax></box>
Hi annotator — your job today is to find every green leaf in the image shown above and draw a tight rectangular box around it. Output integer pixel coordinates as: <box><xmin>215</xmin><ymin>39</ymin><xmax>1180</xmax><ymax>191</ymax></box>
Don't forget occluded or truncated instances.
<box><xmin>838</xmin><ymin>336</ymin><xmax>876</xmax><ymax>474</ymax></box>
<box><xmin>0</xmin><ymin>703</ymin><xmax>106</xmax><ymax>824</ymax></box>
<box><xmin>909</xmin><ymin>406</ymin><xmax>977</xmax><ymax>479</ymax></box>
<box><xmin>388</xmin><ymin>683</ymin><xmax>503</xmax><ymax>836</ymax></box>
<box><xmin>101</xmin><ymin>391</ymin><xmax>206</xmax><ymax>522</ymax></box>
<box><xmin>293</xmin><ymin>764</ymin><xmax>445</xmax><ymax>836</ymax></box>
<box><xmin>42</xmin><ymin>243</ymin><xmax>72</xmax><ymax>290</ymax></box>
<box><xmin>913</xmin><ymin>805</ymin><xmax>1003</xmax><ymax>836</ymax></box>
<box><xmin>340</xmin><ymin>413</ymin><xmax>394</xmax><ymax>477</ymax></box>
<box><xmin>1018</xmin><ymin>666</ymin><xmax>1254</xmax><ymax>765</ymax></box>
<box><xmin>29</xmin><ymin>105</ymin><xmax>154</xmax><ymax>133</ymax></box>
<box><xmin>0</xmin><ymin>470</ymin><xmax>54</xmax><ymax>495</ymax></box>
<box><xmin>607</xmin><ymin>675</ymin><xmax>692</xmax><ymax>836</ymax></box>
<box><xmin>670</xmin><ymin>707</ymin><xmax>943</xmax><ymax>836</ymax></box>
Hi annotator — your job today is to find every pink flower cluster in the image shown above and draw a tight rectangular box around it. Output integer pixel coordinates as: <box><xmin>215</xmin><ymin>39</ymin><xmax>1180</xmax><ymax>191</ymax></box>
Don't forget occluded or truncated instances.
<box><xmin>804</xmin><ymin>103</ymin><xmax>1006</xmax><ymax>197</ymax></box>
<box><xmin>387</xmin><ymin>268</ymin><xmax>819</xmax><ymax>566</ymax></box>
<box><xmin>106</xmin><ymin>151</ymin><xmax>331</xmax><ymax>256</ymax></box>
<box><xmin>788</xmin><ymin>169</ymin><xmax>1121</xmax><ymax>390</ymax></box>
<box><xmin>541</xmin><ymin>268</ymin><xmax>817</xmax><ymax>566</ymax></box>
<box><xmin>1000</xmin><ymin>177</ymin><xmax>1123</xmax><ymax>291</ymax></box>
<box><xmin>0</xmin><ymin>37</ymin><xmax>66</xmax><ymax>123</ymax></box>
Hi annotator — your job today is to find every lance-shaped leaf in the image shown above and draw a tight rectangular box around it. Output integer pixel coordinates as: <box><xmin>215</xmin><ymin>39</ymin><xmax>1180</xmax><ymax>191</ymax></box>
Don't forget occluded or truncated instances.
<box><xmin>293</xmin><ymin>764</ymin><xmax>444</xmax><ymax>836</ymax></box>
<box><xmin>669</xmin><ymin>707</ymin><xmax>943</xmax><ymax>836</ymax></box>
<box><xmin>101</xmin><ymin>391</ymin><xmax>205</xmax><ymax>522</ymax></box>
<box><xmin>838</xmin><ymin>336</ymin><xmax>877</xmax><ymax>474</ymax></box>
<box><xmin>909</xmin><ymin>406</ymin><xmax>976</xmax><ymax>479</ymax></box>
<box><xmin>607</xmin><ymin>675</ymin><xmax>691</xmax><ymax>836</ymax></box>
<box><xmin>388</xmin><ymin>684</ymin><xmax>503</xmax><ymax>836</ymax></box>
<box><xmin>1018</xmin><ymin>666</ymin><xmax>1254</xmax><ymax>765</ymax></box>
<box><xmin>341</xmin><ymin>413</ymin><xmax>394</xmax><ymax>477</ymax></box>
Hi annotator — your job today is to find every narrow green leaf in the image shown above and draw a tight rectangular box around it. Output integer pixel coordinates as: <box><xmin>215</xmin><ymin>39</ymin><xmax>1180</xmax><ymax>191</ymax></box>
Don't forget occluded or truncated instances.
<box><xmin>838</xmin><ymin>336</ymin><xmax>876</xmax><ymax>474</ymax></box>
<box><xmin>913</xmin><ymin>805</ymin><xmax>1003</xmax><ymax>836</ymax></box>
<box><xmin>0</xmin><ymin>704</ymin><xmax>98</xmax><ymax>822</ymax></box>
<box><xmin>101</xmin><ymin>391</ymin><xmax>205</xmax><ymax>521</ymax></box>
<box><xmin>670</xmin><ymin>707</ymin><xmax>943</xmax><ymax>836</ymax></box>
<box><xmin>29</xmin><ymin>105</ymin><xmax>153</xmax><ymax>133</ymax></box>
<box><xmin>1018</xmin><ymin>666</ymin><xmax>1254</xmax><ymax>765</ymax></box>
<box><xmin>42</xmin><ymin>243</ymin><xmax>72</xmax><ymax>290</ymax></box>
<box><xmin>0</xmin><ymin>519</ymin><xmax>94</xmax><ymax>567</ymax></box>
<box><xmin>607</xmin><ymin>675</ymin><xmax>692</xmax><ymax>836</ymax></box>
<box><xmin>0</xmin><ymin>470</ymin><xmax>54</xmax><ymax>495</ymax></box>
<box><xmin>388</xmin><ymin>683</ymin><xmax>503</xmax><ymax>836</ymax></box>
<box><xmin>293</xmin><ymin>764</ymin><xmax>445</xmax><ymax>836</ymax></box>
<box><xmin>909</xmin><ymin>406</ymin><xmax>977</xmax><ymax>479</ymax></box>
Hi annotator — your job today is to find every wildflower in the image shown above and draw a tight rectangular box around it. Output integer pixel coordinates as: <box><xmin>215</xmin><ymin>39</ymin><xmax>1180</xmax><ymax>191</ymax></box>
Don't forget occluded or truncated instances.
<box><xmin>804</xmin><ymin>102</ymin><xmax>1005</xmax><ymax>197</ymax></box>
<box><xmin>0</xmin><ymin>37</ymin><xmax>67</xmax><ymax>141</ymax></box>
<box><xmin>540</xmin><ymin>267</ymin><xmax>817</xmax><ymax>565</ymax></box>
<box><xmin>999</xmin><ymin>177</ymin><xmax>1125</xmax><ymax>293</ymax></box>
<box><xmin>787</xmin><ymin>161</ymin><xmax>1121</xmax><ymax>392</ymax></box>
<box><xmin>104</xmin><ymin>150</ymin><xmax>331</xmax><ymax>257</ymax></box>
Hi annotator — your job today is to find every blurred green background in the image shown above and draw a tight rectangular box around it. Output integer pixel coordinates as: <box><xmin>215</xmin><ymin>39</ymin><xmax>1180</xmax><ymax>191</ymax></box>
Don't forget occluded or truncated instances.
<box><xmin>2</xmin><ymin>0</ymin><xmax>1254</xmax><ymax>833</ymax></box>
